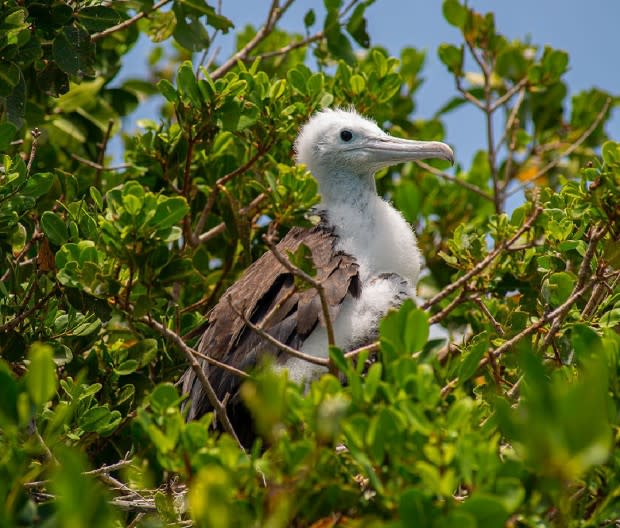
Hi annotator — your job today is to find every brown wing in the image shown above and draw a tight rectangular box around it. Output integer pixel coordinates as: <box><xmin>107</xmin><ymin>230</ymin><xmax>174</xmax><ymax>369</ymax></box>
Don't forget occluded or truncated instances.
<box><xmin>180</xmin><ymin>220</ymin><xmax>360</xmax><ymax>424</ymax></box>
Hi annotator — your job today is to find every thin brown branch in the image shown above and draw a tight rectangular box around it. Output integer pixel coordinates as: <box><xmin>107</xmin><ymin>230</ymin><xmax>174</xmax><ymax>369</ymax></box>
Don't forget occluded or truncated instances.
<box><xmin>192</xmin><ymin>146</ymin><xmax>272</xmax><ymax>245</ymax></box>
<box><xmin>90</xmin><ymin>0</ymin><xmax>174</xmax><ymax>42</ymax></box>
<box><xmin>226</xmin><ymin>296</ymin><xmax>329</xmax><ymax>367</ymax></box>
<box><xmin>344</xmin><ymin>341</ymin><xmax>380</xmax><ymax>360</ymax></box>
<box><xmin>141</xmin><ymin>315</ymin><xmax>248</xmax><ymax>379</ymax></box>
<box><xmin>95</xmin><ymin>119</ymin><xmax>114</xmax><ymax>187</ymax></box>
<box><xmin>415</xmin><ymin>160</ymin><xmax>494</xmax><ymax>201</ymax></box>
<box><xmin>210</xmin><ymin>0</ymin><xmax>295</xmax><ymax>80</ymax></box>
<box><xmin>0</xmin><ymin>289</ymin><xmax>56</xmax><ymax>333</ymax></box>
<box><xmin>197</xmin><ymin>193</ymin><xmax>267</xmax><ymax>244</ymax></box>
<box><xmin>506</xmin><ymin>97</ymin><xmax>611</xmax><ymax>198</ymax></box>
<box><xmin>497</xmin><ymin>85</ymin><xmax>526</xmax><ymax>152</ymax></box>
<box><xmin>472</xmin><ymin>296</ymin><xmax>506</xmax><ymax>336</ymax></box>
<box><xmin>248</xmin><ymin>32</ymin><xmax>324</xmax><ymax>60</ymax></box>
<box><xmin>540</xmin><ymin>224</ymin><xmax>608</xmax><ymax>349</ymax></box>
<box><xmin>263</xmin><ymin>233</ymin><xmax>336</xmax><ymax>348</ymax></box>
<box><xmin>428</xmin><ymin>290</ymin><xmax>470</xmax><ymax>325</ymax></box>
<box><xmin>484</xmin><ymin>279</ymin><xmax>594</xmax><ymax>365</ymax></box>
<box><xmin>71</xmin><ymin>154</ymin><xmax>130</xmax><ymax>171</ymax></box>
<box><xmin>490</xmin><ymin>77</ymin><xmax>528</xmax><ymax>112</ymax></box>
<box><xmin>140</xmin><ymin>315</ymin><xmax>243</xmax><ymax>449</ymax></box>
<box><xmin>455</xmin><ymin>76</ymin><xmax>485</xmax><ymax>110</ymax></box>
<box><xmin>26</xmin><ymin>128</ymin><xmax>41</xmax><ymax>176</ymax></box>
<box><xmin>422</xmin><ymin>204</ymin><xmax>542</xmax><ymax>311</ymax></box>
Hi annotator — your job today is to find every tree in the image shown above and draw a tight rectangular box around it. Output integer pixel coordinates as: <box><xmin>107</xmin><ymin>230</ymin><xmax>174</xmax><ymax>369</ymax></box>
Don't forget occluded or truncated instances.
<box><xmin>1</xmin><ymin>0</ymin><xmax>619</xmax><ymax>526</ymax></box>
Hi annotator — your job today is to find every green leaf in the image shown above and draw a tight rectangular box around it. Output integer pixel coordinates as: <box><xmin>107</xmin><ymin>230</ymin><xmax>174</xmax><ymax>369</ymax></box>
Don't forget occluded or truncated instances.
<box><xmin>442</xmin><ymin>0</ymin><xmax>468</xmax><ymax>28</ymax></box>
<box><xmin>23</xmin><ymin>172</ymin><xmax>54</xmax><ymax>198</ymax></box>
<box><xmin>150</xmin><ymin>383</ymin><xmax>180</xmax><ymax>414</ymax></box>
<box><xmin>346</xmin><ymin>3</ymin><xmax>370</xmax><ymax>48</ymax></box>
<box><xmin>41</xmin><ymin>211</ymin><xmax>68</xmax><ymax>245</ymax></box>
<box><xmin>458</xmin><ymin>332</ymin><xmax>489</xmax><ymax>383</ymax></box>
<box><xmin>177</xmin><ymin>60</ymin><xmax>202</xmax><ymax>106</ymax></box>
<box><xmin>0</xmin><ymin>122</ymin><xmax>17</xmax><ymax>150</ymax></box>
<box><xmin>158</xmin><ymin>79</ymin><xmax>179</xmax><ymax>103</ymax></box>
<box><xmin>25</xmin><ymin>343</ymin><xmax>58</xmax><ymax>407</ymax></box>
<box><xmin>52</xmin><ymin>25</ymin><xmax>95</xmax><ymax>76</ymax></box>
<box><xmin>438</xmin><ymin>43</ymin><xmax>463</xmax><ymax>74</ymax></box>
<box><xmin>303</xmin><ymin>9</ymin><xmax>316</xmax><ymax>28</ymax></box>
<box><xmin>76</xmin><ymin>6</ymin><xmax>121</xmax><ymax>32</ymax></box>
<box><xmin>0</xmin><ymin>61</ymin><xmax>20</xmax><ymax>97</ymax></box>
<box><xmin>461</xmin><ymin>493</ymin><xmax>509</xmax><ymax>527</ymax></box>
<box><xmin>544</xmin><ymin>271</ymin><xmax>575</xmax><ymax>306</ymax></box>
<box><xmin>601</xmin><ymin>141</ymin><xmax>620</xmax><ymax>166</ymax></box>
<box><xmin>404</xmin><ymin>306</ymin><xmax>429</xmax><ymax>353</ymax></box>
<box><xmin>150</xmin><ymin>197</ymin><xmax>190</xmax><ymax>230</ymax></box>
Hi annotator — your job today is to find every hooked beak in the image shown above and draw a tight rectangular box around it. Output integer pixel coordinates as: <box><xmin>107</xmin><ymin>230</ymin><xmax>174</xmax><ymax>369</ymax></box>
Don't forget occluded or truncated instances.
<box><xmin>362</xmin><ymin>135</ymin><xmax>454</xmax><ymax>167</ymax></box>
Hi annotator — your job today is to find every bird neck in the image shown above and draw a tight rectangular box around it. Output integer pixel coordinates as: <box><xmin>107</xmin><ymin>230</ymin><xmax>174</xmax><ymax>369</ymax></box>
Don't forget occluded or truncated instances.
<box><xmin>316</xmin><ymin>169</ymin><xmax>377</xmax><ymax>212</ymax></box>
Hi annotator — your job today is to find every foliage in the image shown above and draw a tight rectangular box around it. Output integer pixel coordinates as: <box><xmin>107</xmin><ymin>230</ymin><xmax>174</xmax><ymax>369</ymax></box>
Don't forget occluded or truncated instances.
<box><xmin>1</xmin><ymin>0</ymin><xmax>619</xmax><ymax>526</ymax></box>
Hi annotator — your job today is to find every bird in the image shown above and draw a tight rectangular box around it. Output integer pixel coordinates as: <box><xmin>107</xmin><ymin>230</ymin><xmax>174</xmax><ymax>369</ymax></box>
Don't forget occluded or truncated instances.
<box><xmin>180</xmin><ymin>108</ymin><xmax>453</xmax><ymax>444</ymax></box>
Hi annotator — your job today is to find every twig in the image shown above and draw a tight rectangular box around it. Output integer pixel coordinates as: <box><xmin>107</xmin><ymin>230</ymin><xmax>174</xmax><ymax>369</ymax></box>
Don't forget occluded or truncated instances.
<box><xmin>496</xmin><ymin>85</ymin><xmax>526</xmax><ymax>152</ymax></box>
<box><xmin>141</xmin><ymin>315</ymin><xmax>248</xmax><ymax>378</ymax></box>
<box><xmin>192</xmin><ymin>145</ymin><xmax>273</xmax><ymax>245</ymax></box>
<box><xmin>26</xmin><ymin>128</ymin><xmax>41</xmax><ymax>176</ymax></box>
<box><xmin>506</xmin><ymin>98</ymin><xmax>611</xmax><ymax>198</ymax></box>
<box><xmin>455</xmin><ymin>76</ymin><xmax>484</xmax><ymax>110</ymax></box>
<box><xmin>198</xmin><ymin>193</ymin><xmax>266</xmax><ymax>244</ymax></box>
<box><xmin>90</xmin><ymin>0</ymin><xmax>174</xmax><ymax>42</ymax></box>
<box><xmin>422</xmin><ymin>204</ymin><xmax>542</xmax><ymax>310</ymax></box>
<box><xmin>428</xmin><ymin>290</ymin><xmax>470</xmax><ymax>325</ymax></box>
<box><xmin>472</xmin><ymin>296</ymin><xmax>505</xmax><ymax>336</ymax></box>
<box><xmin>210</xmin><ymin>0</ymin><xmax>295</xmax><ymax>80</ymax></box>
<box><xmin>344</xmin><ymin>341</ymin><xmax>380</xmax><ymax>359</ymax></box>
<box><xmin>71</xmin><ymin>154</ymin><xmax>130</xmax><ymax>171</ymax></box>
<box><xmin>490</xmin><ymin>77</ymin><xmax>528</xmax><ymax>112</ymax></box>
<box><xmin>540</xmin><ymin>224</ymin><xmax>607</xmax><ymax>349</ymax></box>
<box><xmin>0</xmin><ymin>289</ymin><xmax>57</xmax><ymax>333</ymax></box>
<box><xmin>415</xmin><ymin>160</ymin><xmax>493</xmax><ymax>201</ymax></box>
<box><xmin>140</xmin><ymin>316</ymin><xmax>243</xmax><ymax>449</ymax></box>
<box><xmin>263</xmin><ymin>233</ymin><xmax>336</xmax><ymax>348</ymax></box>
<box><xmin>226</xmin><ymin>296</ymin><xmax>329</xmax><ymax>367</ymax></box>
<box><xmin>248</xmin><ymin>32</ymin><xmax>324</xmax><ymax>61</ymax></box>
<box><xmin>485</xmin><ymin>280</ymin><xmax>594</xmax><ymax>364</ymax></box>
<box><xmin>95</xmin><ymin>119</ymin><xmax>114</xmax><ymax>187</ymax></box>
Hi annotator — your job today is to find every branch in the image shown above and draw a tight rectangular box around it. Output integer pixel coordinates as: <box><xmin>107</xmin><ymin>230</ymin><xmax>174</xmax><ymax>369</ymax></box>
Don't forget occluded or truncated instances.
<box><xmin>192</xmin><ymin>144</ymin><xmax>273</xmax><ymax>245</ymax></box>
<box><xmin>197</xmin><ymin>193</ymin><xmax>267</xmax><ymax>244</ymax></box>
<box><xmin>71</xmin><ymin>154</ymin><xmax>130</xmax><ymax>172</ymax></box>
<box><xmin>455</xmin><ymin>76</ymin><xmax>485</xmax><ymax>110</ymax></box>
<box><xmin>484</xmin><ymin>280</ymin><xmax>594</xmax><ymax>365</ymax></box>
<box><xmin>226</xmin><ymin>296</ymin><xmax>329</xmax><ymax>367</ymax></box>
<box><xmin>95</xmin><ymin>119</ymin><xmax>114</xmax><ymax>187</ymax></box>
<box><xmin>540</xmin><ymin>224</ymin><xmax>608</xmax><ymax>349</ymax></box>
<box><xmin>210</xmin><ymin>0</ymin><xmax>295</xmax><ymax>80</ymax></box>
<box><xmin>248</xmin><ymin>32</ymin><xmax>324</xmax><ymax>61</ymax></box>
<box><xmin>26</xmin><ymin>128</ymin><xmax>41</xmax><ymax>176</ymax></box>
<box><xmin>415</xmin><ymin>160</ymin><xmax>494</xmax><ymax>201</ymax></box>
<box><xmin>263</xmin><ymin>233</ymin><xmax>336</xmax><ymax>348</ymax></box>
<box><xmin>0</xmin><ymin>289</ymin><xmax>57</xmax><ymax>333</ymax></box>
<box><xmin>422</xmin><ymin>204</ymin><xmax>542</xmax><ymax>311</ymax></box>
<box><xmin>140</xmin><ymin>316</ymin><xmax>243</xmax><ymax>449</ymax></box>
<box><xmin>506</xmin><ymin>97</ymin><xmax>611</xmax><ymax>198</ymax></box>
<box><xmin>90</xmin><ymin>0</ymin><xmax>174</xmax><ymax>42</ymax></box>
<box><xmin>490</xmin><ymin>77</ymin><xmax>528</xmax><ymax>112</ymax></box>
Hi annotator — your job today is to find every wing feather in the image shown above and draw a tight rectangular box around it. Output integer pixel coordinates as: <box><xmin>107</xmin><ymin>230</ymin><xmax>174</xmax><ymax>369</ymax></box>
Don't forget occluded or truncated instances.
<box><xmin>181</xmin><ymin>221</ymin><xmax>360</xmax><ymax>423</ymax></box>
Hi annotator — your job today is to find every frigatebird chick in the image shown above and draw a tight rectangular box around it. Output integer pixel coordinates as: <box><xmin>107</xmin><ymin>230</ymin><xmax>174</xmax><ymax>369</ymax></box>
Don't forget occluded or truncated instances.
<box><xmin>181</xmin><ymin>108</ymin><xmax>453</xmax><ymax>444</ymax></box>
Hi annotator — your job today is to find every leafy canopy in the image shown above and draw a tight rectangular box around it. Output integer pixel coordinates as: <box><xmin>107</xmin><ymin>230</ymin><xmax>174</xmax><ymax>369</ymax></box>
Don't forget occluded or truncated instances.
<box><xmin>0</xmin><ymin>0</ymin><xmax>619</xmax><ymax>527</ymax></box>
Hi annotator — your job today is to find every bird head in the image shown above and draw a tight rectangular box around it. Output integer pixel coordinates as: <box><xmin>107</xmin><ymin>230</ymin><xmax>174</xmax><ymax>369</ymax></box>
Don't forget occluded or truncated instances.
<box><xmin>294</xmin><ymin>108</ymin><xmax>454</xmax><ymax>193</ymax></box>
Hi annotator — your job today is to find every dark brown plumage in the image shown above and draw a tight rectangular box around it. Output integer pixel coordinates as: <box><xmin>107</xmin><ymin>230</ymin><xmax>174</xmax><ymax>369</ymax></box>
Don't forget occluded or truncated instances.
<box><xmin>180</xmin><ymin>218</ymin><xmax>361</xmax><ymax>440</ymax></box>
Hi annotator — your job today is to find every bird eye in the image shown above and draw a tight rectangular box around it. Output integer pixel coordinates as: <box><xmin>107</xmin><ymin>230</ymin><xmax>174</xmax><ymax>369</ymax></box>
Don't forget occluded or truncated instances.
<box><xmin>340</xmin><ymin>129</ymin><xmax>353</xmax><ymax>142</ymax></box>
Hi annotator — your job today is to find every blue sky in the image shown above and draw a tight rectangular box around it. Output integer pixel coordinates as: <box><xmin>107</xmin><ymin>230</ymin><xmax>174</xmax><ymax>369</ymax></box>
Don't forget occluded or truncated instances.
<box><xmin>115</xmin><ymin>0</ymin><xmax>619</xmax><ymax>168</ymax></box>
